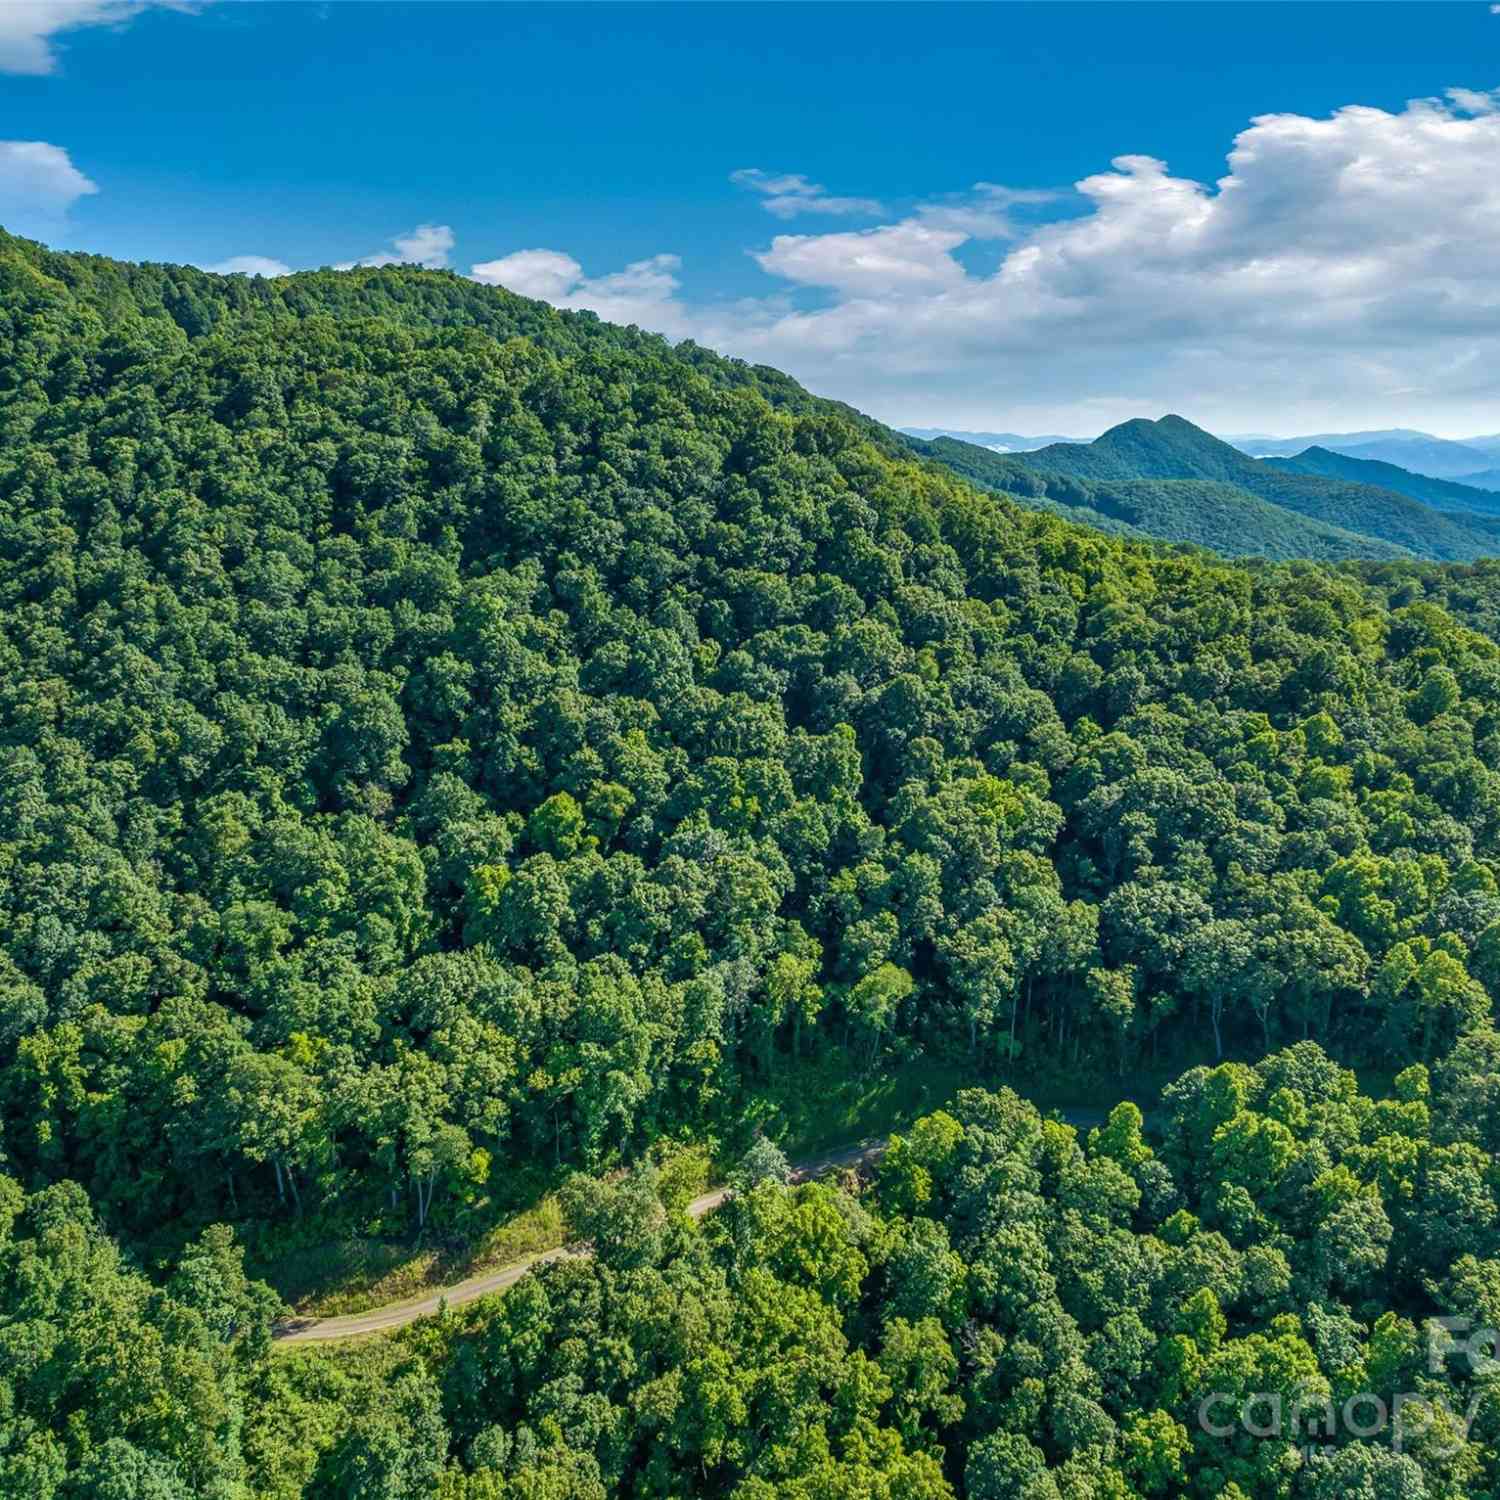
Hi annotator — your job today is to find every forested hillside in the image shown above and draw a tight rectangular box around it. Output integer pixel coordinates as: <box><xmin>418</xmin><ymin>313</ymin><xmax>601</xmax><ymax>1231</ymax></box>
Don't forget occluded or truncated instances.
<box><xmin>6</xmin><ymin>226</ymin><xmax>1500</xmax><ymax>1229</ymax></box>
<box><xmin>911</xmin><ymin>436</ymin><xmax>1415</xmax><ymax>562</ymax></box>
<box><xmin>14</xmin><ymin>1048</ymin><xmax>1500</xmax><ymax>1498</ymax></box>
<box><xmin>1016</xmin><ymin>418</ymin><xmax>1500</xmax><ymax>562</ymax></box>
<box><xmin>8</xmin><ymin>230</ymin><xmax>1500</xmax><ymax>1497</ymax></box>
<box><xmin>1267</xmin><ymin>448</ymin><xmax>1500</xmax><ymax>517</ymax></box>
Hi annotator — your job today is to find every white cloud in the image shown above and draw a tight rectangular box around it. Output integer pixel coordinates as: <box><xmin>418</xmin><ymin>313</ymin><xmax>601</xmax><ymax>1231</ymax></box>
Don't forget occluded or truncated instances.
<box><xmin>756</xmin><ymin>221</ymin><xmax>969</xmax><ymax>296</ymax></box>
<box><xmin>470</xmin><ymin>248</ymin><xmax>584</xmax><ymax>302</ymax></box>
<box><xmin>731</xmin><ymin>167</ymin><xmax>884</xmax><ymax>220</ymax></box>
<box><xmin>0</xmin><ymin>140</ymin><xmax>98</xmax><ymax>232</ymax></box>
<box><xmin>0</xmin><ymin>1</ymin><xmax>194</xmax><ymax>76</ymax></box>
<box><xmin>479</xmin><ymin>87</ymin><xmax>1500</xmax><ymax>434</ymax></box>
<box><xmin>471</xmin><ymin>249</ymin><xmax>706</xmax><ymax>338</ymax></box>
<box><xmin>1445</xmin><ymin>86</ymin><xmax>1499</xmax><ymax>114</ymax></box>
<box><xmin>205</xmin><ymin>254</ymin><xmax>291</xmax><ymax>277</ymax></box>
<box><xmin>337</xmin><ymin>223</ymin><xmax>454</xmax><ymax>270</ymax></box>
<box><xmin>912</xmin><ymin>182</ymin><xmax>1060</xmax><ymax>240</ymax></box>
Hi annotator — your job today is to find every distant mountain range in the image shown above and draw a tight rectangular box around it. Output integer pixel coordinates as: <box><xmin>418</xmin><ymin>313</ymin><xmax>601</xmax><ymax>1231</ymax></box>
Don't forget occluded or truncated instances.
<box><xmin>908</xmin><ymin>415</ymin><xmax>1500</xmax><ymax>563</ymax></box>
<box><xmin>907</xmin><ymin>424</ymin><xmax>1500</xmax><ymax>491</ymax></box>
<box><xmin>1264</xmin><ymin>447</ymin><xmax>1500</xmax><ymax>516</ymax></box>
<box><xmin>900</xmin><ymin>427</ymin><xmax>1085</xmax><ymax>453</ymax></box>
<box><xmin>1228</xmin><ymin>428</ymin><xmax>1500</xmax><ymax>483</ymax></box>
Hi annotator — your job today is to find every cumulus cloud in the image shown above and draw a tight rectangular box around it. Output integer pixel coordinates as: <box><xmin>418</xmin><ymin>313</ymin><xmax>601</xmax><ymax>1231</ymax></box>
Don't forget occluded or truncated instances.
<box><xmin>479</xmin><ymin>87</ymin><xmax>1500</xmax><ymax>433</ymax></box>
<box><xmin>205</xmin><ymin>255</ymin><xmax>291</xmax><ymax>277</ymax></box>
<box><xmin>337</xmin><ymin>223</ymin><xmax>454</xmax><ymax>270</ymax></box>
<box><xmin>0</xmin><ymin>1</ymin><xmax>194</xmax><ymax>75</ymax></box>
<box><xmin>731</xmin><ymin>168</ymin><xmax>884</xmax><ymax>219</ymax></box>
<box><xmin>470</xmin><ymin>248</ymin><xmax>585</xmax><ymax>302</ymax></box>
<box><xmin>0</xmin><ymin>140</ymin><xmax>98</xmax><ymax>234</ymax></box>
<box><xmin>471</xmin><ymin>249</ymin><xmax>706</xmax><ymax>338</ymax></box>
<box><xmin>755</xmin><ymin>221</ymin><xmax>969</xmax><ymax>296</ymax></box>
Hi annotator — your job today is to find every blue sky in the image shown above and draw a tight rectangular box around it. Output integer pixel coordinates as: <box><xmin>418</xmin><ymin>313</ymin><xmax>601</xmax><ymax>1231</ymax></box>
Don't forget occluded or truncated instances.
<box><xmin>4</xmin><ymin>2</ymin><xmax>1500</xmax><ymax>434</ymax></box>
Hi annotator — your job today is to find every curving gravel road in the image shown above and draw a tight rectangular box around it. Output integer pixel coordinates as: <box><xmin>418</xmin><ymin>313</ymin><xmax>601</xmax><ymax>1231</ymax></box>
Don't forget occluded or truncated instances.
<box><xmin>272</xmin><ymin>1140</ymin><xmax>889</xmax><ymax>1344</ymax></box>
<box><xmin>274</xmin><ymin>1115</ymin><xmax>1108</xmax><ymax>1344</ymax></box>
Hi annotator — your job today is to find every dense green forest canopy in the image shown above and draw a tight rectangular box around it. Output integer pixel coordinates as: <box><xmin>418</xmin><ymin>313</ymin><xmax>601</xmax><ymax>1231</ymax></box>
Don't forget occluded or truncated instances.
<box><xmin>5</xmin><ymin>227</ymin><xmax>1500</xmax><ymax>1232</ymax></box>
<box><xmin>12</xmin><ymin>1047</ymin><xmax>1500</xmax><ymax>1499</ymax></box>
<box><xmin>7</xmin><ymin>229</ymin><xmax>1500</xmax><ymax>1497</ymax></box>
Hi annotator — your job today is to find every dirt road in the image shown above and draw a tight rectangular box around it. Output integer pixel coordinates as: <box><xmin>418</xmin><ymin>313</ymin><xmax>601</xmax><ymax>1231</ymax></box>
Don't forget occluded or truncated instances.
<box><xmin>274</xmin><ymin>1117</ymin><xmax>1105</xmax><ymax>1344</ymax></box>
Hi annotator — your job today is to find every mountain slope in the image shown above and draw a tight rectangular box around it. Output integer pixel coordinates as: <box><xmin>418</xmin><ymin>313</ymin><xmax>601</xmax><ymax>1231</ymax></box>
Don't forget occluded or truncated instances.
<box><xmin>914</xmin><ymin>435</ymin><xmax>1414</xmax><ymax>561</ymax></box>
<box><xmin>0</xmin><ymin>225</ymin><xmax>904</xmax><ymax>454</ymax></box>
<box><xmin>1020</xmin><ymin>416</ymin><xmax>1500</xmax><ymax>560</ymax></box>
<box><xmin>1336</xmin><ymin>435</ymin><xmax>1500</xmax><ymax>477</ymax></box>
<box><xmin>1267</xmin><ymin>445</ymin><xmax>1500</xmax><ymax>516</ymax></box>
<box><xmin>6</xmin><ymin>227</ymin><xmax>1500</xmax><ymax>1275</ymax></box>
<box><xmin>18</xmin><ymin>226</ymin><xmax>1477</xmax><ymax>565</ymax></box>
<box><xmin>1021</xmin><ymin>415</ymin><xmax>1256</xmax><ymax>483</ymax></box>
<box><xmin>1458</xmin><ymin>468</ymin><xmax>1500</xmax><ymax>493</ymax></box>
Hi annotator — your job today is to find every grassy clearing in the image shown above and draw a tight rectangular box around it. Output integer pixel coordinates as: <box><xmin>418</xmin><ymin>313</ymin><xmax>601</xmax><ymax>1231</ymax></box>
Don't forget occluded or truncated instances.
<box><xmin>260</xmin><ymin>1144</ymin><xmax>717</xmax><ymax>1318</ymax></box>
<box><xmin>260</xmin><ymin>1194</ymin><xmax>569</xmax><ymax>1318</ymax></box>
